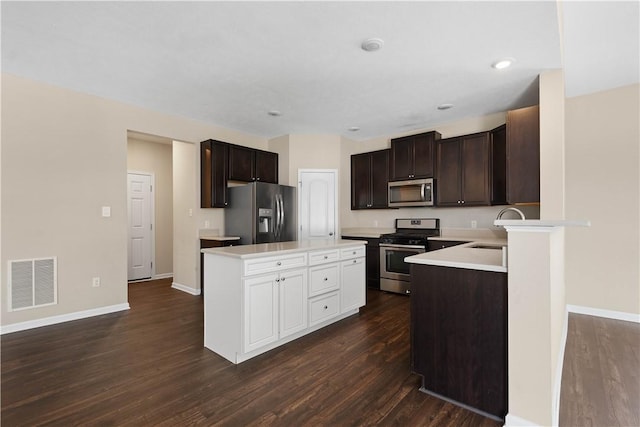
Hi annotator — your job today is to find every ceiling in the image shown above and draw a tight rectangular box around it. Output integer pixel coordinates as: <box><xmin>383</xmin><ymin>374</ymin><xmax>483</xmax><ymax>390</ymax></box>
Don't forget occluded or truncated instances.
<box><xmin>2</xmin><ymin>1</ymin><xmax>638</xmax><ymax>141</ymax></box>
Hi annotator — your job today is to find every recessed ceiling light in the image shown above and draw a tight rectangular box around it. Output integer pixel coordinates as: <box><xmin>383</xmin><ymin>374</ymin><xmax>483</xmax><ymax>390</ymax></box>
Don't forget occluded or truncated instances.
<box><xmin>437</xmin><ymin>103</ymin><xmax>454</xmax><ymax>110</ymax></box>
<box><xmin>492</xmin><ymin>58</ymin><xmax>515</xmax><ymax>69</ymax></box>
<box><xmin>348</xmin><ymin>126</ymin><xmax>360</xmax><ymax>132</ymax></box>
<box><xmin>267</xmin><ymin>110</ymin><xmax>282</xmax><ymax>117</ymax></box>
<box><xmin>361</xmin><ymin>38</ymin><xmax>384</xmax><ymax>52</ymax></box>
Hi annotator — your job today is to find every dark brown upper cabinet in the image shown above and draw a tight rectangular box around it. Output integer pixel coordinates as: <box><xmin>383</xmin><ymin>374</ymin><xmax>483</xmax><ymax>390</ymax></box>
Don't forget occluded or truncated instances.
<box><xmin>506</xmin><ymin>105</ymin><xmax>540</xmax><ymax>204</ymax></box>
<box><xmin>436</xmin><ymin>132</ymin><xmax>494</xmax><ymax>206</ymax></box>
<box><xmin>389</xmin><ymin>131</ymin><xmax>441</xmax><ymax>181</ymax></box>
<box><xmin>228</xmin><ymin>145</ymin><xmax>278</xmax><ymax>184</ymax></box>
<box><xmin>200</xmin><ymin>139</ymin><xmax>229</xmax><ymax>208</ymax></box>
<box><xmin>351</xmin><ymin>149</ymin><xmax>390</xmax><ymax>210</ymax></box>
<box><xmin>490</xmin><ymin>124</ymin><xmax>507</xmax><ymax>205</ymax></box>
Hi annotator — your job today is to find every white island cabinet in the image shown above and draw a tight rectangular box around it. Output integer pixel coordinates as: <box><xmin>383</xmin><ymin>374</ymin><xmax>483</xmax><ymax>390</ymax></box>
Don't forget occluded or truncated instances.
<box><xmin>202</xmin><ymin>240</ymin><xmax>366</xmax><ymax>364</ymax></box>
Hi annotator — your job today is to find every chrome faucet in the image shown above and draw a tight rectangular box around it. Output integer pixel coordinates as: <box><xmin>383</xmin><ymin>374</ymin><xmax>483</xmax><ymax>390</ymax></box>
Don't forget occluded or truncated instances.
<box><xmin>496</xmin><ymin>207</ymin><xmax>526</xmax><ymax>220</ymax></box>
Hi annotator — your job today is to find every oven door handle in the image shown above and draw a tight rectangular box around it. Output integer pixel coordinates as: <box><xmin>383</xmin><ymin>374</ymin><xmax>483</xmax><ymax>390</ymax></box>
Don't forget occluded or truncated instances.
<box><xmin>379</xmin><ymin>243</ymin><xmax>426</xmax><ymax>250</ymax></box>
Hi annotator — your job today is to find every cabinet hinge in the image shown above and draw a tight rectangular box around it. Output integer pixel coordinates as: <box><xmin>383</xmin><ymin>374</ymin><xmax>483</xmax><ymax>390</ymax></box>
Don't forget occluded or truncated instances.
<box><xmin>150</xmin><ymin>185</ymin><xmax>153</xmax><ymax>192</ymax></box>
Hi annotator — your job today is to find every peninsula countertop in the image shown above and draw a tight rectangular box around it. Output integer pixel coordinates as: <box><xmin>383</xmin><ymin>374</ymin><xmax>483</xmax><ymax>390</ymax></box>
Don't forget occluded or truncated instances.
<box><xmin>405</xmin><ymin>238</ymin><xmax>508</xmax><ymax>273</ymax></box>
<box><xmin>201</xmin><ymin>239</ymin><xmax>366</xmax><ymax>259</ymax></box>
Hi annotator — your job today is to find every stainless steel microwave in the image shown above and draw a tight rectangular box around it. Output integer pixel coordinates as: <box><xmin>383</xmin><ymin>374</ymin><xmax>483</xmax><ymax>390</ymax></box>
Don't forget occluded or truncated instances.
<box><xmin>388</xmin><ymin>178</ymin><xmax>434</xmax><ymax>207</ymax></box>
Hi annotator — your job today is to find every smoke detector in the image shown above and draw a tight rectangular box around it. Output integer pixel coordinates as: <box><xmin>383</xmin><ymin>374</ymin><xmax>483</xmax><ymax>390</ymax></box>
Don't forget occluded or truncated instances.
<box><xmin>361</xmin><ymin>38</ymin><xmax>384</xmax><ymax>52</ymax></box>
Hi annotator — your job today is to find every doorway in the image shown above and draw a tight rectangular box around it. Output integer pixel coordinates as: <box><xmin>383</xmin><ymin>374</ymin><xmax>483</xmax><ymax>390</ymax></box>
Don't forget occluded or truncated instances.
<box><xmin>127</xmin><ymin>172</ymin><xmax>154</xmax><ymax>281</ymax></box>
<box><xmin>126</xmin><ymin>131</ymin><xmax>174</xmax><ymax>282</ymax></box>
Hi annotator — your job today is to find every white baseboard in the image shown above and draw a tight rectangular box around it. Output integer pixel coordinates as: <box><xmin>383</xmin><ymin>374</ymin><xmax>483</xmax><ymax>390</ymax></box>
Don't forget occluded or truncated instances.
<box><xmin>171</xmin><ymin>282</ymin><xmax>201</xmax><ymax>296</ymax></box>
<box><xmin>1</xmin><ymin>303</ymin><xmax>130</xmax><ymax>335</ymax></box>
<box><xmin>504</xmin><ymin>413</ymin><xmax>540</xmax><ymax>426</ymax></box>
<box><xmin>567</xmin><ymin>304</ymin><xmax>640</xmax><ymax>323</ymax></box>
<box><xmin>153</xmin><ymin>272</ymin><xmax>173</xmax><ymax>280</ymax></box>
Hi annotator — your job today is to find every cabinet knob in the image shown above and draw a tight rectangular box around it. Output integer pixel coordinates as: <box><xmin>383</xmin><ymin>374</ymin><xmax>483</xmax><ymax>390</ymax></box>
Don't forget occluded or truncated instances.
<box><xmin>461</xmin><ymin>200</ymin><xmax>465</xmax><ymax>204</ymax></box>
<box><xmin>324</xmin><ymin>305</ymin><xmax>328</xmax><ymax>310</ymax></box>
<box><xmin>281</xmin><ymin>277</ymin><xmax>286</xmax><ymax>282</ymax></box>
<box><xmin>323</xmin><ymin>277</ymin><xmax>328</xmax><ymax>281</ymax></box>
<box><xmin>353</xmin><ymin>260</ymin><xmax>357</xmax><ymax>264</ymax></box>
<box><xmin>275</xmin><ymin>278</ymin><xmax>280</xmax><ymax>282</ymax></box>
<box><xmin>256</xmin><ymin>177</ymin><xmax>260</xmax><ymax>181</ymax></box>
<box><xmin>352</xmin><ymin>251</ymin><xmax>356</xmax><ymax>255</ymax></box>
<box><xmin>324</xmin><ymin>255</ymin><xmax>328</xmax><ymax>259</ymax></box>
<box><xmin>276</xmin><ymin>261</ymin><xmax>282</xmax><ymax>266</ymax></box>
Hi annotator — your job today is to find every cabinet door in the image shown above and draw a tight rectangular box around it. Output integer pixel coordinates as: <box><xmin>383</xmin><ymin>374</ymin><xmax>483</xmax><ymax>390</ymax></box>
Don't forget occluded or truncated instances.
<box><xmin>201</xmin><ymin>140</ymin><xmax>229</xmax><ymax>208</ymax></box>
<box><xmin>341</xmin><ymin>257</ymin><xmax>366</xmax><ymax>313</ymax></box>
<box><xmin>412</xmin><ymin>133</ymin><xmax>435</xmax><ymax>178</ymax></box>
<box><xmin>279</xmin><ymin>268</ymin><xmax>308</xmax><ymax>339</ymax></box>
<box><xmin>370</xmin><ymin>149</ymin><xmax>390</xmax><ymax>208</ymax></box>
<box><xmin>351</xmin><ymin>152</ymin><xmax>372</xmax><ymax>209</ymax></box>
<box><xmin>244</xmin><ymin>274</ymin><xmax>279</xmax><ymax>353</ymax></box>
<box><xmin>507</xmin><ymin>105</ymin><xmax>540</xmax><ymax>203</ymax></box>
<box><xmin>460</xmin><ymin>133</ymin><xmax>490</xmax><ymax>206</ymax></box>
<box><xmin>228</xmin><ymin>145</ymin><xmax>255</xmax><ymax>182</ymax></box>
<box><xmin>201</xmin><ymin>141</ymin><xmax>213</xmax><ymax>208</ymax></box>
<box><xmin>390</xmin><ymin>136</ymin><xmax>413</xmax><ymax>181</ymax></box>
<box><xmin>255</xmin><ymin>150</ymin><xmax>278</xmax><ymax>183</ymax></box>
<box><xmin>491</xmin><ymin>124</ymin><xmax>507</xmax><ymax>205</ymax></box>
<box><xmin>435</xmin><ymin>138</ymin><xmax>462</xmax><ymax>206</ymax></box>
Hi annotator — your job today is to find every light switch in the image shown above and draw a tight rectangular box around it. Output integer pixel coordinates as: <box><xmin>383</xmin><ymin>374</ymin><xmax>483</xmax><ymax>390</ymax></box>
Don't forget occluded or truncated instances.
<box><xmin>102</xmin><ymin>206</ymin><xmax>111</xmax><ymax>217</ymax></box>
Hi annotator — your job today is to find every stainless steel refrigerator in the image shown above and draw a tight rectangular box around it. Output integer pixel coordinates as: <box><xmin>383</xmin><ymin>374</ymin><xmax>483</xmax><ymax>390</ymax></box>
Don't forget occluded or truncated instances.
<box><xmin>224</xmin><ymin>182</ymin><xmax>297</xmax><ymax>245</ymax></box>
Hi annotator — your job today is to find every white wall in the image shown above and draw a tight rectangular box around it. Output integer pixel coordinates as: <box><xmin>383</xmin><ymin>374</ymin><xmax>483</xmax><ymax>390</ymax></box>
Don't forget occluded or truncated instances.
<box><xmin>172</xmin><ymin>141</ymin><xmax>197</xmax><ymax>292</ymax></box>
<box><xmin>1</xmin><ymin>73</ymin><xmax>267</xmax><ymax>327</ymax></box>
<box><xmin>127</xmin><ymin>137</ymin><xmax>173</xmax><ymax>276</ymax></box>
<box><xmin>565</xmin><ymin>84</ymin><xmax>640</xmax><ymax>315</ymax></box>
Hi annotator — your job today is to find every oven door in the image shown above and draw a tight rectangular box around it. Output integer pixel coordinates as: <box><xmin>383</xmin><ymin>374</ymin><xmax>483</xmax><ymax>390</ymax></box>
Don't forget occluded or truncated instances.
<box><xmin>379</xmin><ymin>244</ymin><xmax>425</xmax><ymax>281</ymax></box>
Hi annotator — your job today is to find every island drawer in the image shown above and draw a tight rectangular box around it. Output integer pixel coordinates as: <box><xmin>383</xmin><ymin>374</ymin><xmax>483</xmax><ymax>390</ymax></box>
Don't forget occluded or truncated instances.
<box><xmin>340</xmin><ymin>246</ymin><xmax>365</xmax><ymax>260</ymax></box>
<box><xmin>308</xmin><ymin>249</ymin><xmax>340</xmax><ymax>266</ymax></box>
<box><xmin>243</xmin><ymin>253</ymin><xmax>308</xmax><ymax>276</ymax></box>
<box><xmin>309</xmin><ymin>263</ymin><xmax>339</xmax><ymax>297</ymax></box>
<box><xmin>308</xmin><ymin>291</ymin><xmax>340</xmax><ymax>326</ymax></box>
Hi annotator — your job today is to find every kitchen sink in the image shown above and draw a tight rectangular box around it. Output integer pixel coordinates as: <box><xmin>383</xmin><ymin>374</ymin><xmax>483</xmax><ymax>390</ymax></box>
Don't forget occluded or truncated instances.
<box><xmin>469</xmin><ymin>244</ymin><xmax>506</xmax><ymax>250</ymax></box>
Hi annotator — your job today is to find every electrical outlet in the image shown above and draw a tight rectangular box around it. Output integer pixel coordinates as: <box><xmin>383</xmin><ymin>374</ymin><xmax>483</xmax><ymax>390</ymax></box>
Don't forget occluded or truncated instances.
<box><xmin>92</xmin><ymin>277</ymin><xmax>101</xmax><ymax>287</ymax></box>
<box><xmin>204</xmin><ymin>220</ymin><xmax>210</xmax><ymax>228</ymax></box>
<box><xmin>471</xmin><ymin>220</ymin><xmax>477</xmax><ymax>229</ymax></box>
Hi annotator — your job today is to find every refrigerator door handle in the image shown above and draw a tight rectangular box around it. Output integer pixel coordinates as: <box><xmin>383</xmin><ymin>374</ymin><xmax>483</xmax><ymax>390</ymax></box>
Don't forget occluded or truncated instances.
<box><xmin>279</xmin><ymin>193</ymin><xmax>285</xmax><ymax>239</ymax></box>
<box><xmin>274</xmin><ymin>194</ymin><xmax>279</xmax><ymax>240</ymax></box>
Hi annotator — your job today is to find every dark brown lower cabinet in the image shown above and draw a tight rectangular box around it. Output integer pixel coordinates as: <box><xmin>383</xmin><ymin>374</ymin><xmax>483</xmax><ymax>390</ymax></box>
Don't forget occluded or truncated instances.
<box><xmin>410</xmin><ymin>264</ymin><xmax>507</xmax><ymax>420</ymax></box>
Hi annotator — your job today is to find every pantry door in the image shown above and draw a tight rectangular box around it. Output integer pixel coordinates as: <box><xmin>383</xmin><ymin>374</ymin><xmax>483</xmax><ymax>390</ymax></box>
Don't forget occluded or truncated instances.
<box><xmin>127</xmin><ymin>172</ymin><xmax>154</xmax><ymax>280</ymax></box>
<box><xmin>298</xmin><ymin>169</ymin><xmax>338</xmax><ymax>240</ymax></box>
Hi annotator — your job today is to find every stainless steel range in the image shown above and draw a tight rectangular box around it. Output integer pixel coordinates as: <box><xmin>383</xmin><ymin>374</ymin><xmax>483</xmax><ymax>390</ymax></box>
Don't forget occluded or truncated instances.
<box><xmin>379</xmin><ymin>218</ymin><xmax>440</xmax><ymax>295</ymax></box>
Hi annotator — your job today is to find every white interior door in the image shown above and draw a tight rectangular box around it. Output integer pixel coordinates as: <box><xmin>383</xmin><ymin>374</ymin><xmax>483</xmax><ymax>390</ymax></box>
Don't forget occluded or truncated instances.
<box><xmin>298</xmin><ymin>170</ymin><xmax>337</xmax><ymax>240</ymax></box>
<box><xmin>128</xmin><ymin>172</ymin><xmax>153</xmax><ymax>280</ymax></box>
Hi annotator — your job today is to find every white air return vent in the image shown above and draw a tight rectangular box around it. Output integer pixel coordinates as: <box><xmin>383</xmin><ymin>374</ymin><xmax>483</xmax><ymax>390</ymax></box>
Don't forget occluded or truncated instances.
<box><xmin>8</xmin><ymin>257</ymin><xmax>57</xmax><ymax>311</ymax></box>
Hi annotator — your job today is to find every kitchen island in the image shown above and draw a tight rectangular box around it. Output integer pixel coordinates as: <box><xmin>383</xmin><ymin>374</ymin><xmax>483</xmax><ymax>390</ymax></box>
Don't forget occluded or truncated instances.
<box><xmin>202</xmin><ymin>239</ymin><xmax>366</xmax><ymax>363</ymax></box>
<box><xmin>406</xmin><ymin>240</ymin><xmax>508</xmax><ymax>421</ymax></box>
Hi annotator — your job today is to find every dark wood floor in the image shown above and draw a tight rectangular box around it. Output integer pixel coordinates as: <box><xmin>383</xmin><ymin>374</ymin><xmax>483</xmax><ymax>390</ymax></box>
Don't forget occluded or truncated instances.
<box><xmin>559</xmin><ymin>313</ymin><xmax>640</xmax><ymax>427</ymax></box>
<box><xmin>1</xmin><ymin>278</ymin><xmax>498</xmax><ymax>426</ymax></box>
<box><xmin>2</xmin><ymin>279</ymin><xmax>638</xmax><ymax>426</ymax></box>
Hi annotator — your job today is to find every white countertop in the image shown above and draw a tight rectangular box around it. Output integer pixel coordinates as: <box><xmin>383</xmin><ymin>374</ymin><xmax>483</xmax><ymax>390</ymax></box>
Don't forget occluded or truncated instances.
<box><xmin>201</xmin><ymin>239</ymin><xmax>366</xmax><ymax>259</ymax></box>
<box><xmin>405</xmin><ymin>238</ymin><xmax>508</xmax><ymax>273</ymax></box>
<box><xmin>341</xmin><ymin>227</ymin><xmax>394</xmax><ymax>239</ymax></box>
